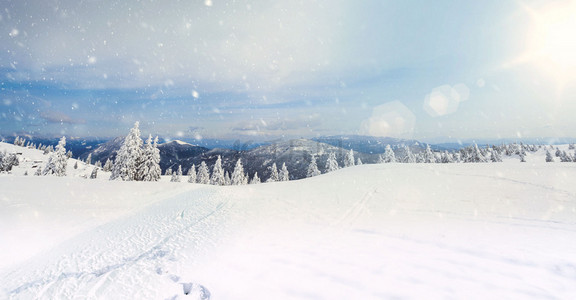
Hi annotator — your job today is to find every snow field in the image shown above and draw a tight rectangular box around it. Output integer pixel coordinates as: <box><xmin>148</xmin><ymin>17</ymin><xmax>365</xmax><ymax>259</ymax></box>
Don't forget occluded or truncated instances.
<box><xmin>1</xmin><ymin>142</ymin><xmax>576</xmax><ymax>299</ymax></box>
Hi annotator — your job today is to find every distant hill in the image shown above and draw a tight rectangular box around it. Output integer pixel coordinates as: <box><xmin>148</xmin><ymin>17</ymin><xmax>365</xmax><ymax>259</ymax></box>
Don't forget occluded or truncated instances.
<box><xmin>312</xmin><ymin>135</ymin><xmax>425</xmax><ymax>154</ymax></box>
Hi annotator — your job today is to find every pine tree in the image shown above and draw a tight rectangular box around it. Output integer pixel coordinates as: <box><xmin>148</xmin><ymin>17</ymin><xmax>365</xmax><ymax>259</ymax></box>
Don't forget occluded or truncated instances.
<box><xmin>545</xmin><ymin>150</ymin><xmax>554</xmax><ymax>162</ymax></box>
<box><xmin>224</xmin><ymin>171</ymin><xmax>231</xmax><ymax>185</ymax></box>
<box><xmin>187</xmin><ymin>164</ymin><xmax>196</xmax><ymax>183</ymax></box>
<box><xmin>356</xmin><ymin>157</ymin><xmax>363</xmax><ymax>165</ymax></box>
<box><xmin>325</xmin><ymin>152</ymin><xmax>339</xmax><ymax>172</ymax></box>
<box><xmin>74</xmin><ymin>161</ymin><xmax>78</xmax><ymax>169</ymax></box>
<box><xmin>86</xmin><ymin>153</ymin><xmax>92</xmax><ymax>165</ymax></box>
<box><xmin>171</xmin><ymin>165</ymin><xmax>182</xmax><ymax>182</ymax></box>
<box><xmin>250</xmin><ymin>172</ymin><xmax>261</xmax><ymax>184</ymax></box>
<box><xmin>165</xmin><ymin>167</ymin><xmax>173</xmax><ymax>176</ymax></box>
<box><xmin>197</xmin><ymin>161</ymin><xmax>210</xmax><ymax>184</ymax></box>
<box><xmin>403</xmin><ymin>146</ymin><xmax>416</xmax><ymax>163</ymax></box>
<box><xmin>66</xmin><ymin>150</ymin><xmax>73</xmax><ymax>158</ymax></box>
<box><xmin>34</xmin><ymin>166</ymin><xmax>42</xmax><ymax>176</ymax></box>
<box><xmin>243</xmin><ymin>172</ymin><xmax>249</xmax><ymax>185</ymax></box>
<box><xmin>440</xmin><ymin>151</ymin><xmax>453</xmax><ymax>163</ymax></box>
<box><xmin>490</xmin><ymin>148</ymin><xmax>503</xmax><ymax>162</ymax></box>
<box><xmin>188</xmin><ymin>164</ymin><xmax>197</xmax><ymax>183</ymax></box>
<box><xmin>210</xmin><ymin>156</ymin><xmax>226</xmax><ymax>185</ymax></box>
<box><xmin>267</xmin><ymin>162</ymin><xmax>279</xmax><ymax>182</ymax></box>
<box><xmin>468</xmin><ymin>144</ymin><xmax>487</xmax><ymax>163</ymax></box>
<box><xmin>519</xmin><ymin>152</ymin><xmax>527</xmax><ymax>162</ymax></box>
<box><xmin>344</xmin><ymin>149</ymin><xmax>355</xmax><ymax>167</ymax></box>
<box><xmin>279</xmin><ymin>163</ymin><xmax>290</xmax><ymax>181</ymax></box>
<box><xmin>0</xmin><ymin>153</ymin><xmax>19</xmax><ymax>172</ymax></box>
<box><xmin>43</xmin><ymin>136</ymin><xmax>68</xmax><ymax>176</ymax></box>
<box><xmin>139</xmin><ymin>135</ymin><xmax>161</xmax><ymax>181</ymax></box>
<box><xmin>377</xmin><ymin>154</ymin><xmax>385</xmax><ymax>164</ymax></box>
<box><xmin>103</xmin><ymin>158</ymin><xmax>113</xmax><ymax>172</ymax></box>
<box><xmin>306</xmin><ymin>156</ymin><xmax>321</xmax><ymax>177</ymax></box>
<box><xmin>383</xmin><ymin>145</ymin><xmax>396</xmax><ymax>163</ymax></box>
<box><xmin>110</xmin><ymin>121</ymin><xmax>144</xmax><ymax>181</ymax></box>
<box><xmin>90</xmin><ymin>167</ymin><xmax>98</xmax><ymax>179</ymax></box>
<box><xmin>95</xmin><ymin>160</ymin><xmax>102</xmax><ymax>168</ymax></box>
<box><xmin>423</xmin><ymin>144</ymin><xmax>437</xmax><ymax>163</ymax></box>
<box><xmin>231</xmin><ymin>158</ymin><xmax>246</xmax><ymax>185</ymax></box>
<box><xmin>555</xmin><ymin>147</ymin><xmax>562</xmax><ymax>157</ymax></box>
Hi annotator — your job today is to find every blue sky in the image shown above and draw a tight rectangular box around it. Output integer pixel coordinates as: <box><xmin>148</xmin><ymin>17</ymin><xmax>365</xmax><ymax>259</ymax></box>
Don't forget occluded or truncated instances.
<box><xmin>1</xmin><ymin>0</ymin><xmax>575</xmax><ymax>142</ymax></box>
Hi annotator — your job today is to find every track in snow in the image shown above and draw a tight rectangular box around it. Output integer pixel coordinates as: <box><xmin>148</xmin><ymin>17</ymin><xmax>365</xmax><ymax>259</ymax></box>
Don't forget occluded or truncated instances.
<box><xmin>3</xmin><ymin>187</ymin><xmax>232</xmax><ymax>299</ymax></box>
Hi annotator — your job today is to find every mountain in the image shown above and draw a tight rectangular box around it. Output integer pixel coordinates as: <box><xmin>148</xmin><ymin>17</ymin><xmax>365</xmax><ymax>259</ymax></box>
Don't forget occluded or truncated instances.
<box><xmin>157</xmin><ymin>140</ymin><xmax>211</xmax><ymax>173</ymax></box>
<box><xmin>84</xmin><ymin>136</ymin><xmax>438</xmax><ymax>181</ymax></box>
<box><xmin>79</xmin><ymin>137</ymin><xmax>124</xmax><ymax>163</ymax></box>
<box><xmin>312</xmin><ymin>135</ymin><xmax>425</xmax><ymax>154</ymax></box>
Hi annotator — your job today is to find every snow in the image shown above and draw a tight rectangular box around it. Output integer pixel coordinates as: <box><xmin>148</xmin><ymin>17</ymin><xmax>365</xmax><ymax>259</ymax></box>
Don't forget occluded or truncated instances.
<box><xmin>1</xmin><ymin>142</ymin><xmax>576</xmax><ymax>299</ymax></box>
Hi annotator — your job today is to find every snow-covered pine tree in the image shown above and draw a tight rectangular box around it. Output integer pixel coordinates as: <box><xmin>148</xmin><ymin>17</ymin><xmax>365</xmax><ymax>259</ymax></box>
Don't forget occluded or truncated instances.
<box><xmin>520</xmin><ymin>152</ymin><xmax>526</xmax><ymax>162</ymax></box>
<box><xmin>165</xmin><ymin>167</ymin><xmax>173</xmax><ymax>176</ymax></box>
<box><xmin>231</xmin><ymin>158</ymin><xmax>246</xmax><ymax>185</ymax></box>
<box><xmin>279</xmin><ymin>163</ymin><xmax>289</xmax><ymax>181</ymax></box>
<box><xmin>344</xmin><ymin>149</ymin><xmax>355</xmax><ymax>167</ymax></box>
<box><xmin>103</xmin><ymin>158</ymin><xmax>113</xmax><ymax>172</ymax></box>
<box><xmin>243</xmin><ymin>172</ymin><xmax>249</xmax><ymax>185</ymax></box>
<box><xmin>66</xmin><ymin>150</ymin><xmax>73</xmax><ymax>158</ymax></box>
<box><xmin>377</xmin><ymin>154</ymin><xmax>385</xmax><ymax>164</ymax></box>
<box><xmin>43</xmin><ymin>136</ymin><xmax>68</xmax><ymax>176</ymax></box>
<box><xmin>469</xmin><ymin>144</ymin><xmax>487</xmax><ymax>163</ymax></box>
<box><xmin>267</xmin><ymin>162</ymin><xmax>279</xmax><ymax>182</ymax></box>
<box><xmin>440</xmin><ymin>151</ymin><xmax>453</xmax><ymax>163</ymax></box>
<box><xmin>545</xmin><ymin>150</ymin><xmax>554</xmax><ymax>162</ymax></box>
<box><xmin>90</xmin><ymin>167</ymin><xmax>98</xmax><ymax>179</ymax></box>
<box><xmin>138</xmin><ymin>135</ymin><xmax>161</xmax><ymax>181</ymax></box>
<box><xmin>490</xmin><ymin>148</ymin><xmax>503</xmax><ymax>162</ymax></box>
<box><xmin>403</xmin><ymin>146</ymin><xmax>416</xmax><ymax>163</ymax></box>
<box><xmin>356</xmin><ymin>157</ymin><xmax>363</xmax><ymax>165</ymax></box>
<box><xmin>555</xmin><ymin>147</ymin><xmax>562</xmax><ymax>157</ymax></box>
<box><xmin>74</xmin><ymin>161</ymin><xmax>78</xmax><ymax>169</ymax></box>
<box><xmin>560</xmin><ymin>151</ymin><xmax>572</xmax><ymax>162</ymax></box>
<box><xmin>383</xmin><ymin>145</ymin><xmax>396</xmax><ymax>163</ymax></box>
<box><xmin>423</xmin><ymin>144</ymin><xmax>437</xmax><ymax>163</ymax></box>
<box><xmin>171</xmin><ymin>165</ymin><xmax>182</xmax><ymax>182</ymax></box>
<box><xmin>250</xmin><ymin>172</ymin><xmax>261</xmax><ymax>184</ymax></box>
<box><xmin>34</xmin><ymin>166</ymin><xmax>42</xmax><ymax>176</ymax></box>
<box><xmin>86</xmin><ymin>153</ymin><xmax>92</xmax><ymax>165</ymax></box>
<box><xmin>187</xmin><ymin>164</ymin><xmax>197</xmax><ymax>183</ymax></box>
<box><xmin>110</xmin><ymin>121</ymin><xmax>144</xmax><ymax>181</ymax></box>
<box><xmin>210</xmin><ymin>156</ymin><xmax>225</xmax><ymax>185</ymax></box>
<box><xmin>95</xmin><ymin>160</ymin><xmax>102</xmax><ymax>168</ymax></box>
<box><xmin>306</xmin><ymin>155</ymin><xmax>321</xmax><ymax>177</ymax></box>
<box><xmin>325</xmin><ymin>152</ymin><xmax>339</xmax><ymax>172</ymax></box>
<box><xmin>224</xmin><ymin>171</ymin><xmax>231</xmax><ymax>185</ymax></box>
<box><xmin>197</xmin><ymin>161</ymin><xmax>210</xmax><ymax>184</ymax></box>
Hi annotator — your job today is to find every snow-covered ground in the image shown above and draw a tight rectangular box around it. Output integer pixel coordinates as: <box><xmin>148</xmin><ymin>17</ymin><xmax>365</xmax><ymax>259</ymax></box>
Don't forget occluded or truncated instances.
<box><xmin>1</xmin><ymin>142</ymin><xmax>576</xmax><ymax>299</ymax></box>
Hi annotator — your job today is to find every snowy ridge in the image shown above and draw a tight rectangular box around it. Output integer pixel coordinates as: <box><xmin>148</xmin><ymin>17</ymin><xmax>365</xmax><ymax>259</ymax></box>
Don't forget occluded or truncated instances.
<box><xmin>1</xmin><ymin>142</ymin><xmax>576</xmax><ymax>299</ymax></box>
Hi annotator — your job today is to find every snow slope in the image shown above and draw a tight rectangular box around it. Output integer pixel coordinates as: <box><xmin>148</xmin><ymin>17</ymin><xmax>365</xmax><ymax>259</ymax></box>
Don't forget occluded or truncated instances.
<box><xmin>1</xmin><ymin>143</ymin><xmax>576</xmax><ymax>299</ymax></box>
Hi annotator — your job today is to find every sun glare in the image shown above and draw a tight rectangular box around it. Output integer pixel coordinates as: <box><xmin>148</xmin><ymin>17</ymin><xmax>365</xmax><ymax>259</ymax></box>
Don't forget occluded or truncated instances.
<box><xmin>522</xmin><ymin>0</ymin><xmax>576</xmax><ymax>82</ymax></box>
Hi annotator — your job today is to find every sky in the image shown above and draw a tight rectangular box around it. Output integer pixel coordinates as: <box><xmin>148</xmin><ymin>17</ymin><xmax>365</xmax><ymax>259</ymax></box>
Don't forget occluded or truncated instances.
<box><xmin>1</xmin><ymin>0</ymin><xmax>575</xmax><ymax>142</ymax></box>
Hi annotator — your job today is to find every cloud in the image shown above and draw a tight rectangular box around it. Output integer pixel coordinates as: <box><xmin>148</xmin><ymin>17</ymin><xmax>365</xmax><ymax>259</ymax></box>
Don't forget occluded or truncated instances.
<box><xmin>232</xmin><ymin>114</ymin><xmax>322</xmax><ymax>133</ymax></box>
<box><xmin>40</xmin><ymin>110</ymin><xmax>85</xmax><ymax>124</ymax></box>
<box><xmin>1</xmin><ymin>0</ymin><xmax>348</xmax><ymax>92</ymax></box>
<box><xmin>360</xmin><ymin>101</ymin><xmax>415</xmax><ymax>138</ymax></box>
